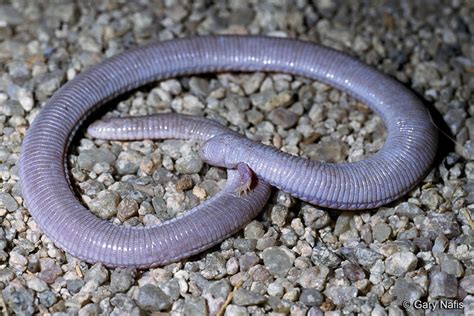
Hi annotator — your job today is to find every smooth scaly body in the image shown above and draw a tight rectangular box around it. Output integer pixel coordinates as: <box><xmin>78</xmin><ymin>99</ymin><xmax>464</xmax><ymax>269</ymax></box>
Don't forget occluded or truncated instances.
<box><xmin>19</xmin><ymin>36</ymin><xmax>437</xmax><ymax>267</ymax></box>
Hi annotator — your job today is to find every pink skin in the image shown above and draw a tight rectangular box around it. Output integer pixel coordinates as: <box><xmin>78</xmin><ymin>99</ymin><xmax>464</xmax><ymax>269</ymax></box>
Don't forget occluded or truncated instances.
<box><xmin>236</xmin><ymin>162</ymin><xmax>255</xmax><ymax>195</ymax></box>
<box><xmin>19</xmin><ymin>35</ymin><xmax>436</xmax><ymax>268</ymax></box>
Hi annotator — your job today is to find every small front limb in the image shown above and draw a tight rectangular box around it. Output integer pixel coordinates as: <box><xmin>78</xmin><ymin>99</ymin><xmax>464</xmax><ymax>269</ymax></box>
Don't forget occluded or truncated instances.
<box><xmin>236</xmin><ymin>162</ymin><xmax>256</xmax><ymax>196</ymax></box>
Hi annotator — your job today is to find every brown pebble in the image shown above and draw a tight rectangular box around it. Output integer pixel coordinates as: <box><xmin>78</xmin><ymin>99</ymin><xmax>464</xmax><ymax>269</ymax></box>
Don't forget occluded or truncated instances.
<box><xmin>140</xmin><ymin>157</ymin><xmax>154</xmax><ymax>174</ymax></box>
<box><xmin>117</xmin><ymin>197</ymin><xmax>139</xmax><ymax>221</ymax></box>
<box><xmin>268</xmin><ymin>108</ymin><xmax>299</xmax><ymax>129</ymax></box>
<box><xmin>176</xmin><ymin>175</ymin><xmax>193</xmax><ymax>191</ymax></box>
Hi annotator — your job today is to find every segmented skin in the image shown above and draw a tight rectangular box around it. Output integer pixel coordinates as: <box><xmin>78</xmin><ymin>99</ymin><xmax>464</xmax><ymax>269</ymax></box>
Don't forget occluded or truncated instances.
<box><xmin>19</xmin><ymin>36</ymin><xmax>437</xmax><ymax>267</ymax></box>
<box><xmin>22</xmin><ymin>110</ymin><xmax>271</xmax><ymax>268</ymax></box>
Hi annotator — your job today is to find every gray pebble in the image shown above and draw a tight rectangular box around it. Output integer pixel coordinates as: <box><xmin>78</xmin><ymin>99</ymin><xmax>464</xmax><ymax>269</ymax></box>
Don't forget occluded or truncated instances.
<box><xmin>125</xmin><ymin>189</ymin><xmax>148</xmax><ymax>204</ymax></box>
<box><xmin>136</xmin><ymin>284</ymin><xmax>172</xmax><ymax>312</ymax></box>
<box><xmin>311</xmin><ymin>245</ymin><xmax>341</xmax><ymax>269</ymax></box>
<box><xmin>206</xmin><ymin>279</ymin><xmax>231</xmax><ymax>301</ymax></box>
<box><xmin>200</xmin><ymin>180</ymin><xmax>221</xmax><ymax>196</ymax></box>
<box><xmin>202</xmin><ymin>253</ymin><xmax>227</xmax><ymax>279</ymax></box>
<box><xmin>267</xmin><ymin>296</ymin><xmax>292</xmax><ymax>313</ymax></box>
<box><xmin>342</xmin><ymin>263</ymin><xmax>365</xmax><ymax>282</ymax></box>
<box><xmin>281</xmin><ymin>229</ymin><xmax>298</xmax><ymax>247</ymax></box>
<box><xmin>301</xmin><ymin>205</ymin><xmax>331</xmax><ymax>229</ymax></box>
<box><xmin>156</xmin><ymin>280</ymin><xmax>178</xmax><ymax>303</ymax></box>
<box><xmin>0</xmin><ymin>4</ymin><xmax>24</xmax><ymax>25</ymax></box>
<box><xmin>262</xmin><ymin>247</ymin><xmax>295</xmax><ymax>277</ymax></box>
<box><xmin>377</xmin><ymin>240</ymin><xmax>415</xmax><ymax>258</ymax></box>
<box><xmin>2</xmin><ymin>284</ymin><xmax>34</xmax><ymax>315</ymax></box>
<box><xmin>36</xmin><ymin>70</ymin><xmax>65</xmax><ymax>98</ymax></box>
<box><xmin>38</xmin><ymin>258</ymin><xmax>62</xmax><ymax>284</ymax></box>
<box><xmin>413</xmin><ymin>237</ymin><xmax>433</xmax><ymax>252</ymax></box>
<box><xmin>443</xmin><ymin>108</ymin><xmax>467</xmax><ymax>134</ymax></box>
<box><xmin>244</xmin><ymin>221</ymin><xmax>264</xmax><ymax>239</ymax></box>
<box><xmin>223</xmin><ymin>94</ymin><xmax>250</xmax><ymax>111</ymax></box>
<box><xmin>110</xmin><ymin>293</ymin><xmax>139</xmax><ymax>314</ymax></box>
<box><xmin>93</xmin><ymin>162</ymin><xmax>113</xmax><ymax>175</ymax></box>
<box><xmin>245</xmin><ymin>109</ymin><xmax>264</xmax><ymax>125</ymax></box>
<box><xmin>0</xmin><ymin>192</ymin><xmax>18</xmax><ymax>212</ymax></box>
<box><xmin>189</xmin><ymin>77</ymin><xmax>210</xmax><ymax>97</ymax></box>
<box><xmin>79</xmin><ymin>303</ymin><xmax>99</xmax><ymax>315</ymax></box>
<box><xmin>334</xmin><ymin>213</ymin><xmax>352</xmax><ymax>236</ymax></box>
<box><xmin>373</xmin><ymin>223</ymin><xmax>392</xmax><ymax>242</ymax></box>
<box><xmin>46</xmin><ymin>2</ymin><xmax>78</xmax><ymax>22</ymax></box>
<box><xmin>183</xmin><ymin>297</ymin><xmax>207</xmax><ymax>315</ymax></box>
<box><xmin>7</xmin><ymin>61</ymin><xmax>29</xmax><ymax>80</ymax></box>
<box><xmin>300</xmin><ymin>288</ymin><xmax>323</xmax><ymax>306</ymax></box>
<box><xmin>160</xmin><ymin>79</ymin><xmax>182</xmax><ymax>95</ymax></box>
<box><xmin>88</xmin><ymin>190</ymin><xmax>120</xmax><ymax>219</ymax></box>
<box><xmin>323</xmin><ymin>284</ymin><xmax>357</xmax><ymax>306</ymax></box>
<box><xmin>67</xmin><ymin>279</ymin><xmax>85</xmax><ymax>295</ymax></box>
<box><xmin>232</xmin><ymin>288</ymin><xmax>267</xmax><ymax>306</ymax></box>
<box><xmin>110</xmin><ymin>269</ymin><xmax>135</xmax><ymax>293</ymax></box>
<box><xmin>2</xmin><ymin>100</ymin><xmax>24</xmax><ymax>117</ymax></box>
<box><xmin>391</xmin><ymin>278</ymin><xmax>423</xmax><ymax>305</ymax></box>
<box><xmin>419</xmin><ymin>189</ymin><xmax>443</xmax><ymax>211</ymax></box>
<box><xmin>302</xmin><ymin>140</ymin><xmax>348</xmax><ymax>163</ymax></box>
<box><xmin>116</xmin><ymin>150</ymin><xmax>142</xmax><ymax>175</ymax></box>
<box><xmin>270</xmin><ymin>205</ymin><xmax>288</xmax><ymax>227</ymax></box>
<box><xmin>420</xmin><ymin>212</ymin><xmax>460</xmax><ymax>239</ymax></box>
<box><xmin>243</xmin><ymin>73</ymin><xmax>265</xmax><ymax>95</ymax></box>
<box><xmin>298</xmin><ymin>266</ymin><xmax>330</xmax><ymax>290</ymax></box>
<box><xmin>227</xmin><ymin>257</ymin><xmax>239</xmax><ymax>275</ymax></box>
<box><xmin>176</xmin><ymin>154</ymin><xmax>203</xmax><ymax>174</ymax></box>
<box><xmin>78</xmin><ymin>148</ymin><xmax>115</xmax><ymax>171</ymax></box>
<box><xmin>85</xmin><ymin>263</ymin><xmax>109</xmax><ymax>285</ymax></box>
<box><xmin>429</xmin><ymin>271</ymin><xmax>458</xmax><ymax>299</ymax></box>
<box><xmin>267</xmin><ymin>280</ymin><xmax>285</xmax><ymax>297</ymax></box>
<box><xmin>239</xmin><ymin>252</ymin><xmax>259</xmax><ymax>271</ymax></box>
<box><xmin>385</xmin><ymin>252</ymin><xmax>418</xmax><ymax>276</ymax></box>
<box><xmin>412</xmin><ymin>62</ymin><xmax>440</xmax><ymax>88</ymax></box>
<box><xmin>343</xmin><ymin>246</ymin><xmax>382</xmax><ymax>267</ymax></box>
<box><xmin>233</xmin><ymin>238</ymin><xmax>257</xmax><ymax>253</ymax></box>
<box><xmin>308</xmin><ymin>307</ymin><xmax>324</xmax><ymax>316</ymax></box>
<box><xmin>460</xmin><ymin>275</ymin><xmax>474</xmax><ymax>294</ymax></box>
<box><xmin>226</xmin><ymin>109</ymin><xmax>248</xmax><ymax>127</ymax></box>
<box><xmin>439</xmin><ymin>254</ymin><xmax>464</xmax><ymax>278</ymax></box>
<box><xmin>250</xmin><ymin>90</ymin><xmax>274</xmax><ymax>109</ymax></box>
<box><xmin>27</xmin><ymin>256</ymin><xmax>40</xmax><ymax>273</ymax></box>
<box><xmin>12</xmin><ymin>239</ymin><xmax>35</xmax><ymax>256</ymax></box>
<box><xmin>38</xmin><ymin>291</ymin><xmax>58</xmax><ymax>308</ymax></box>
<box><xmin>79</xmin><ymin>179</ymin><xmax>105</xmax><ymax>197</ymax></box>
<box><xmin>224</xmin><ymin>304</ymin><xmax>248</xmax><ymax>316</ymax></box>
<box><xmin>464</xmin><ymin>179</ymin><xmax>474</xmax><ymax>203</ymax></box>
<box><xmin>26</xmin><ymin>275</ymin><xmax>49</xmax><ymax>292</ymax></box>
<box><xmin>395</xmin><ymin>202</ymin><xmax>425</xmax><ymax>218</ymax></box>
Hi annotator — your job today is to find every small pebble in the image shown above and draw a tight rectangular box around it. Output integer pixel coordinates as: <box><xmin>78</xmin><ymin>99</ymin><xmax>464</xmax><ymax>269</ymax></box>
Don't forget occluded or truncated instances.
<box><xmin>233</xmin><ymin>288</ymin><xmax>267</xmax><ymax>306</ymax></box>
<box><xmin>429</xmin><ymin>271</ymin><xmax>458</xmax><ymax>299</ymax></box>
<box><xmin>262</xmin><ymin>247</ymin><xmax>295</xmax><ymax>277</ymax></box>
<box><xmin>136</xmin><ymin>284</ymin><xmax>172</xmax><ymax>312</ymax></box>
<box><xmin>385</xmin><ymin>252</ymin><xmax>418</xmax><ymax>276</ymax></box>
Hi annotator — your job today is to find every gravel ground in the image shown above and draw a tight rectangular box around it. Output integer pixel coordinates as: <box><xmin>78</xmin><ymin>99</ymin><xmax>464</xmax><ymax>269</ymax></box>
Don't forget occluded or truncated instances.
<box><xmin>0</xmin><ymin>0</ymin><xmax>473</xmax><ymax>315</ymax></box>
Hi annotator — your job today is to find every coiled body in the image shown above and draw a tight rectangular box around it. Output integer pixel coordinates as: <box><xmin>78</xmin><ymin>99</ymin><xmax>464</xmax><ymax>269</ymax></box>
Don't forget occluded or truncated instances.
<box><xmin>19</xmin><ymin>36</ymin><xmax>437</xmax><ymax>267</ymax></box>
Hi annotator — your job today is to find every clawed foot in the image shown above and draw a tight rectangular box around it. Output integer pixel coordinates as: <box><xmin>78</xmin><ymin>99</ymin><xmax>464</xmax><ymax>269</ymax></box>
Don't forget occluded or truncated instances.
<box><xmin>235</xmin><ymin>162</ymin><xmax>256</xmax><ymax>196</ymax></box>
